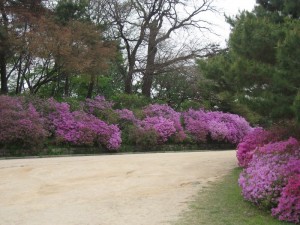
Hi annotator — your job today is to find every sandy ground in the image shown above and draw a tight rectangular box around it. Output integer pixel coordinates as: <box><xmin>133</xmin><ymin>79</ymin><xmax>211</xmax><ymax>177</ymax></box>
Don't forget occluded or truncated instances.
<box><xmin>0</xmin><ymin>151</ymin><xmax>237</xmax><ymax>225</ymax></box>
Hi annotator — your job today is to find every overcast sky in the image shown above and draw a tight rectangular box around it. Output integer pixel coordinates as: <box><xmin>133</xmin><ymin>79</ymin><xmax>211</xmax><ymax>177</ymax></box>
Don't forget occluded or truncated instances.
<box><xmin>210</xmin><ymin>0</ymin><xmax>257</xmax><ymax>45</ymax></box>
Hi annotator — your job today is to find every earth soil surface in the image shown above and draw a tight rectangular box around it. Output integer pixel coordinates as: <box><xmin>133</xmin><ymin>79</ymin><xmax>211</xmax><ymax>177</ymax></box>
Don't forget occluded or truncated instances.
<box><xmin>0</xmin><ymin>151</ymin><xmax>237</xmax><ymax>225</ymax></box>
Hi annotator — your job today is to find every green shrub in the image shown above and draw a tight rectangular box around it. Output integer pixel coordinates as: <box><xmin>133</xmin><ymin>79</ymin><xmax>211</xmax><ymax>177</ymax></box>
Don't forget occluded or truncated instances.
<box><xmin>111</xmin><ymin>93</ymin><xmax>150</xmax><ymax>110</ymax></box>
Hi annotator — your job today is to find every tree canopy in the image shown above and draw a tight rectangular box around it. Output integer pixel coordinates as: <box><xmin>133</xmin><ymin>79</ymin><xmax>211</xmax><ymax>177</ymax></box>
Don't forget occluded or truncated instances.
<box><xmin>198</xmin><ymin>0</ymin><xmax>300</xmax><ymax>124</ymax></box>
<box><xmin>1</xmin><ymin>0</ymin><xmax>300</xmax><ymax>125</ymax></box>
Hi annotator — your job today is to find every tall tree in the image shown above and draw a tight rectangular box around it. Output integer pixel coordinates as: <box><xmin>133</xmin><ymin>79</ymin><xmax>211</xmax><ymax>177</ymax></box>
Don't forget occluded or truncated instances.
<box><xmin>53</xmin><ymin>0</ymin><xmax>115</xmax><ymax>98</ymax></box>
<box><xmin>257</xmin><ymin>0</ymin><xmax>300</xmax><ymax>18</ymax></box>
<box><xmin>103</xmin><ymin>0</ymin><xmax>219</xmax><ymax>97</ymax></box>
<box><xmin>199</xmin><ymin>2</ymin><xmax>300</xmax><ymax>124</ymax></box>
<box><xmin>0</xmin><ymin>0</ymin><xmax>115</xmax><ymax>97</ymax></box>
<box><xmin>0</xmin><ymin>0</ymin><xmax>47</xmax><ymax>94</ymax></box>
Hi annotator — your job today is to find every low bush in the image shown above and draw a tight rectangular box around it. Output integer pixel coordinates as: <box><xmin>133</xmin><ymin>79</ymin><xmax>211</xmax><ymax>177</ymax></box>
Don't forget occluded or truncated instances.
<box><xmin>0</xmin><ymin>96</ymin><xmax>48</xmax><ymax>149</ymax></box>
<box><xmin>238</xmin><ymin>137</ymin><xmax>300</xmax><ymax>223</ymax></box>
<box><xmin>272</xmin><ymin>174</ymin><xmax>300</xmax><ymax>223</ymax></box>
<box><xmin>0</xmin><ymin>95</ymin><xmax>252</xmax><ymax>153</ymax></box>
<box><xmin>236</xmin><ymin>128</ymin><xmax>271</xmax><ymax>167</ymax></box>
<box><xmin>138</xmin><ymin>116</ymin><xmax>176</xmax><ymax>143</ymax></box>
<box><xmin>115</xmin><ymin>109</ymin><xmax>138</xmax><ymax>126</ymax></box>
<box><xmin>83</xmin><ymin>96</ymin><xmax>119</xmax><ymax>124</ymax></box>
<box><xmin>47</xmin><ymin>99</ymin><xmax>121</xmax><ymax>150</ymax></box>
<box><xmin>183</xmin><ymin>109</ymin><xmax>252</xmax><ymax>144</ymax></box>
<box><xmin>111</xmin><ymin>93</ymin><xmax>150</xmax><ymax>110</ymax></box>
<box><xmin>143</xmin><ymin>104</ymin><xmax>186</xmax><ymax>142</ymax></box>
<box><xmin>126</xmin><ymin>125</ymin><xmax>158</xmax><ymax>146</ymax></box>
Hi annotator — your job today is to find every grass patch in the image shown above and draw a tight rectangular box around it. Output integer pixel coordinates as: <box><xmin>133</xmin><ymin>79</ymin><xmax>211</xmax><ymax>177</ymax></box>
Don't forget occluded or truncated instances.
<box><xmin>174</xmin><ymin>168</ymin><xmax>291</xmax><ymax>225</ymax></box>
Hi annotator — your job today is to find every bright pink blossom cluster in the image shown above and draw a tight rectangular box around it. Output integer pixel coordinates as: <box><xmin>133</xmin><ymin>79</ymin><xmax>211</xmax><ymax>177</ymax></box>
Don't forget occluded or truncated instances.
<box><xmin>0</xmin><ymin>95</ymin><xmax>253</xmax><ymax>150</ymax></box>
<box><xmin>238</xmin><ymin>137</ymin><xmax>300</xmax><ymax>223</ymax></box>
<box><xmin>272</xmin><ymin>174</ymin><xmax>300</xmax><ymax>223</ymax></box>
<box><xmin>236</xmin><ymin>128</ymin><xmax>271</xmax><ymax>167</ymax></box>
<box><xmin>84</xmin><ymin>96</ymin><xmax>114</xmax><ymax>114</ymax></box>
<box><xmin>0</xmin><ymin>96</ymin><xmax>47</xmax><ymax>148</ymax></box>
<box><xmin>138</xmin><ymin>116</ymin><xmax>176</xmax><ymax>143</ymax></box>
<box><xmin>47</xmin><ymin>99</ymin><xmax>121</xmax><ymax>150</ymax></box>
<box><xmin>183</xmin><ymin>109</ymin><xmax>252</xmax><ymax>144</ymax></box>
<box><xmin>143</xmin><ymin>104</ymin><xmax>186</xmax><ymax>142</ymax></box>
<box><xmin>115</xmin><ymin>109</ymin><xmax>138</xmax><ymax>124</ymax></box>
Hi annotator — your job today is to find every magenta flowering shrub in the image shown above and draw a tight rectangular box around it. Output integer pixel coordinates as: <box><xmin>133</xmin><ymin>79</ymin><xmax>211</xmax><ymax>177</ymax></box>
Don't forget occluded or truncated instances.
<box><xmin>83</xmin><ymin>96</ymin><xmax>118</xmax><ymax>124</ymax></box>
<box><xmin>0</xmin><ymin>95</ymin><xmax>254</xmax><ymax>151</ymax></box>
<box><xmin>0</xmin><ymin>96</ymin><xmax>47</xmax><ymax>148</ymax></box>
<box><xmin>183</xmin><ymin>109</ymin><xmax>251</xmax><ymax>144</ymax></box>
<box><xmin>236</xmin><ymin>128</ymin><xmax>271</xmax><ymax>167</ymax></box>
<box><xmin>272</xmin><ymin>174</ymin><xmax>300</xmax><ymax>223</ymax></box>
<box><xmin>138</xmin><ymin>116</ymin><xmax>176</xmax><ymax>143</ymax></box>
<box><xmin>208</xmin><ymin>111</ymin><xmax>252</xmax><ymax>144</ymax></box>
<box><xmin>84</xmin><ymin>96</ymin><xmax>114</xmax><ymax>114</ymax></box>
<box><xmin>259</xmin><ymin>137</ymin><xmax>299</xmax><ymax>154</ymax></box>
<box><xmin>183</xmin><ymin>109</ymin><xmax>209</xmax><ymax>142</ymax></box>
<box><xmin>47</xmin><ymin>100</ymin><xmax>121</xmax><ymax>150</ymax></box>
<box><xmin>115</xmin><ymin>109</ymin><xmax>138</xmax><ymax>124</ymax></box>
<box><xmin>143</xmin><ymin>104</ymin><xmax>186</xmax><ymax>142</ymax></box>
<box><xmin>238</xmin><ymin>138</ymin><xmax>300</xmax><ymax>222</ymax></box>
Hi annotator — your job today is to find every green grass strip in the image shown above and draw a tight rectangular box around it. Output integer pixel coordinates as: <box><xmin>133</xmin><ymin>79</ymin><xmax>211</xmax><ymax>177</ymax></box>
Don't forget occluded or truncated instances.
<box><xmin>174</xmin><ymin>168</ymin><xmax>291</xmax><ymax>225</ymax></box>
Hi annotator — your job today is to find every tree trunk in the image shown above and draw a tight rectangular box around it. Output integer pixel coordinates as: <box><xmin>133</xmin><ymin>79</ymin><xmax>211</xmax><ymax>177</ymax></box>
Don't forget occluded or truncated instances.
<box><xmin>142</xmin><ymin>46</ymin><xmax>157</xmax><ymax>97</ymax></box>
<box><xmin>86</xmin><ymin>74</ymin><xmax>95</xmax><ymax>98</ymax></box>
<box><xmin>142</xmin><ymin>22</ymin><xmax>158</xmax><ymax>98</ymax></box>
<box><xmin>0</xmin><ymin>52</ymin><xmax>8</xmax><ymax>94</ymax></box>
<box><xmin>124</xmin><ymin>65</ymin><xmax>134</xmax><ymax>94</ymax></box>
<box><xmin>141</xmin><ymin>64</ymin><xmax>155</xmax><ymax>98</ymax></box>
<box><xmin>0</xmin><ymin>2</ymin><xmax>9</xmax><ymax>94</ymax></box>
<box><xmin>64</xmin><ymin>73</ymin><xmax>70</xmax><ymax>97</ymax></box>
<box><xmin>15</xmin><ymin>57</ymin><xmax>23</xmax><ymax>94</ymax></box>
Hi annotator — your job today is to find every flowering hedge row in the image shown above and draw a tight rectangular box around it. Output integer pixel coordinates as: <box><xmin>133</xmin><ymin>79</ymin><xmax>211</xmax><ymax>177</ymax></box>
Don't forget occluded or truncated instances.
<box><xmin>0</xmin><ymin>96</ymin><xmax>121</xmax><ymax>150</ymax></box>
<box><xmin>0</xmin><ymin>95</ymin><xmax>252</xmax><ymax>151</ymax></box>
<box><xmin>237</xmin><ymin>130</ymin><xmax>300</xmax><ymax>223</ymax></box>
<box><xmin>0</xmin><ymin>96</ymin><xmax>47</xmax><ymax>148</ymax></box>
<box><xmin>184</xmin><ymin>109</ymin><xmax>252</xmax><ymax>144</ymax></box>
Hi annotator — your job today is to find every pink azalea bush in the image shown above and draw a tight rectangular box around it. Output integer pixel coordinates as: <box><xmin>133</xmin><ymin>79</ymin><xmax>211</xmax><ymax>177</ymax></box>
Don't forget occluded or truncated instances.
<box><xmin>143</xmin><ymin>104</ymin><xmax>186</xmax><ymax>142</ymax></box>
<box><xmin>236</xmin><ymin>128</ymin><xmax>271</xmax><ymax>167</ymax></box>
<box><xmin>272</xmin><ymin>174</ymin><xmax>300</xmax><ymax>223</ymax></box>
<box><xmin>183</xmin><ymin>109</ymin><xmax>209</xmax><ymax>142</ymax></box>
<box><xmin>183</xmin><ymin>109</ymin><xmax>251</xmax><ymax>144</ymax></box>
<box><xmin>115</xmin><ymin>109</ymin><xmax>138</xmax><ymax>124</ymax></box>
<box><xmin>238</xmin><ymin>137</ymin><xmax>300</xmax><ymax>223</ymax></box>
<box><xmin>138</xmin><ymin>116</ymin><xmax>176</xmax><ymax>143</ymax></box>
<box><xmin>47</xmin><ymin>99</ymin><xmax>121</xmax><ymax>150</ymax></box>
<box><xmin>117</xmin><ymin>105</ymin><xmax>183</xmax><ymax>145</ymax></box>
<box><xmin>83</xmin><ymin>96</ymin><xmax>118</xmax><ymax>124</ymax></box>
<box><xmin>0</xmin><ymin>95</ymin><xmax>253</xmax><ymax>151</ymax></box>
<box><xmin>0</xmin><ymin>96</ymin><xmax>48</xmax><ymax>148</ymax></box>
<box><xmin>84</xmin><ymin>95</ymin><xmax>114</xmax><ymax>114</ymax></box>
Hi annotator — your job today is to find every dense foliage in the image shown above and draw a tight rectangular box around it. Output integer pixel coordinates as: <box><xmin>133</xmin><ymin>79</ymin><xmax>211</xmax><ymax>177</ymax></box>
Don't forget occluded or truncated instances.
<box><xmin>238</xmin><ymin>134</ymin><xmax>300</xmax><ymax>223</ymax></box>
<box><xmin>0</xmin><ymin>95</ymin><xmax>252</xmax><ymax>152</ymax></box>
<box><xmin>237</xmin><ymin>128</ymin><xmax>272</xmax><ymax>167</ymax></box>
<box><xmin>0</xmin><ymin>96</ymin><xmax>48</xmax><ymax>148</ymax></box>
<box><xmin>0</xmin><ymin>0</ymin><xmax>219</xmax><ymax>100</ymax></box>
<box><xmin>183</xmin><ymin>109</ymin><xmax>251</xmax><ymax>144</ymax></box>
<box><xmin>272</xmin><ymin>174</ymin><xmax>300</xmax><ymax>223</ymax></box>
<box><xmin>1</xmin><ymin>1</ymin><xmax>299</xmax><ymax>223</ymax></box>
<box><xmin>47</xmin><ymin>99</ymin><xmax>121</xmax><ymax>150</ymax></box>
<box><xmin>198</xmin><ymin>1</ymin><xmax>300</xmax><ymax>124</ymax></box>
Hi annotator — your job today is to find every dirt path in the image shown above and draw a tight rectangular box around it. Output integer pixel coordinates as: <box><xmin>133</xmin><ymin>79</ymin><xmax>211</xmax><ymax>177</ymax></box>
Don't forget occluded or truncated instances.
<box><xmin>0</xmin><ymin>151</ymin><xmax>236</xmax><ymax>225</ymax></box>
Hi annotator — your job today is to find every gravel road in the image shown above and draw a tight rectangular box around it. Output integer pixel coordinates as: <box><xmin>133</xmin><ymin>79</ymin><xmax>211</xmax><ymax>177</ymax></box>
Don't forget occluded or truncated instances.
<box><xmin>0</xmin><ymin>151</ymin><xmax>236</xmax><ymax>225</ymax></box>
